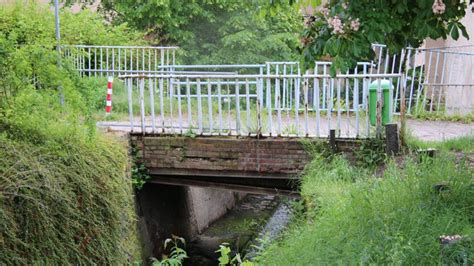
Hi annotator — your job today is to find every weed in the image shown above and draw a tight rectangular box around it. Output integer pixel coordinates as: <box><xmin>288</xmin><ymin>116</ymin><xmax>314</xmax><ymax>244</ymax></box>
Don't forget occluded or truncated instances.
<box><xmin>183</xmin><ymin>127</ymin><xmax>196</xmax><ymax>138</ymax></box>
<box><xmin>130</xmin><ymin>145</ymin><xmax>151</xmax><ymax>189</ymax></box>
<box><xmin>300</xmin><ymin>139</ymin><xmax>333</xmax><ymax>159</ymax></box>
<box><xmin>282</xmin><ymin>124</ymin><xmax>301</xmax><ymax>136</ymax></box>
<box><xmin>411</xmin><ymin>109</ymin><xmax>474</xmax><ymax>124</ymax></box>
<box><xmin>0</xmin><ymin>120</ymin><xmax>140</xmax><ymax>264</ymax></box>
<box><xmin>151</xmin><ymin>235</ymin><xmax>188</xmax><ymax>266</ymax></box>
<box><xmin>216</xmin><ymin>243</ymin><xmax>255</xmax><ymax>266</ymax></box>
<box><xmin>354</xmin><ymin>137</ymin><xmax>387</xmax><ymax>168</ymax></box>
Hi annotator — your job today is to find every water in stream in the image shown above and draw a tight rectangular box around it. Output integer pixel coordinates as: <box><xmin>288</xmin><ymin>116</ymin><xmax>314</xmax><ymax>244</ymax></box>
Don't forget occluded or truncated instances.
<box><xmin>186</xmin><ymin>194</ymin><xmax>293</xmax><ymax>265</ymax></box>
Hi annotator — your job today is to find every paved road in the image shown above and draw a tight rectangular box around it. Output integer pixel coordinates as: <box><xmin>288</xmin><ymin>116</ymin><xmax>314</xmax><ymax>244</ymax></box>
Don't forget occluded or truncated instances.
<box><xmin>405</xmin><ymin>120</ymin><xmax>474</xmax><ymax>141</ymax></box>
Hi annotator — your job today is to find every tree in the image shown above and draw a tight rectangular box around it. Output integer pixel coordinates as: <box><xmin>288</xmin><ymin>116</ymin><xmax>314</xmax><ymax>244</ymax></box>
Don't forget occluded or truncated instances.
<box><xmin>63</xmin><ymin>0</ymin><xmax>302</xmax><ymax>64</ymax></box>
<box><xmin>299</xmin><ymin>0</ymin><xmax>469</xmax><ymax>74</ymax></box>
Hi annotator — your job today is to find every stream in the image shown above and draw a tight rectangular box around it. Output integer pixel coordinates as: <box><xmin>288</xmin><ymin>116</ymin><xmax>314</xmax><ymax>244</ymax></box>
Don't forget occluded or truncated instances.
<box><xmin>186</xmin><ymin>194</ymin><xmax>294</xmax><ymax>265</ymax></box>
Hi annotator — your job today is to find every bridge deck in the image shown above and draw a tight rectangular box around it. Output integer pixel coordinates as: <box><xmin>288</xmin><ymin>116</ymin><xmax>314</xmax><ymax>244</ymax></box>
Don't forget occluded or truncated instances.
<box><xmin>128</xmin><ymin>119</ymin><xmax>472</xmax><ymax>196</ymax></box>
<box><xmin>101</xmin><ymin>117</ymin><xmax>473</xmax><ymax>141</ymax></box>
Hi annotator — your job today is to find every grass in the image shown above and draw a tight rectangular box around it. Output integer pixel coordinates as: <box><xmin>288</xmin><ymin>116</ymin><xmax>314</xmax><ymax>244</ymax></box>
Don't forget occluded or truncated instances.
<box><xmin>410</xmin><ymin>107</ymin><xmax>474</xmax><ymax>124</ymax></box>
<box><xmin>406</xmin><ymin>134</ymin><xmax>474</xmax><ymax>153</ymax></box>
<box><xmin>0</xmin><ymin>89</ymin><xmax>141</xmax><ymax>264</ymax></box>
<box><xmin>258</xmin><ymin>143</ymin><xmax>474</xmax><ymax>265</ymax></box>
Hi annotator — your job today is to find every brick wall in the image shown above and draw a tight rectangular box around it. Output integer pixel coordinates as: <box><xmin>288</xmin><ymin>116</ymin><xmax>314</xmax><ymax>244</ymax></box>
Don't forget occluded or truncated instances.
<box><xmin>130</xmin><ymin>135</ymin><xmax>360</xmax><ymax>178</ymax></box>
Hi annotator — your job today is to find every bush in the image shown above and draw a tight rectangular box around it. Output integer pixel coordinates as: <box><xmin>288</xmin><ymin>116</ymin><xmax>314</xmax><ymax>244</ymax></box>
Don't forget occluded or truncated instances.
<box><xmin>0</xmin><ymin>2</ymin><xmax>142</xmax><ymax>112</ymax></box>
<box><xmin>259</xmin><ymin>152</ymin><xmax>474</xmax><ymax>264</ymax></box>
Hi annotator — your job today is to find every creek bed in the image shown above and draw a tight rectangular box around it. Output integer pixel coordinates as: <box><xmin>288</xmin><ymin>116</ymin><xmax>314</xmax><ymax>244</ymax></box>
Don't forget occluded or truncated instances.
<box><xmin>186</xmin><ymin>194</ymin><xmax>289</xmax><ymax>265</ymax></box>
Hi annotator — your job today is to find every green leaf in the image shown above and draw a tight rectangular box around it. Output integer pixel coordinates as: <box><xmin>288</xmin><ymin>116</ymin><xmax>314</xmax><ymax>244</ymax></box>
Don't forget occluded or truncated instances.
<box><xmin>450</xmin><ymin>25</ymin><xmax>459</xmax><ymax>40</ymax></box>
<box><xmin>458</xmin><ymin>24</ymin><xmax>469</xmax><ymax>40</ymax></box>
<box><xmin>329</xmin><ymin>64</ymin><xmax>337</xmax><ymax>77</ymax></box>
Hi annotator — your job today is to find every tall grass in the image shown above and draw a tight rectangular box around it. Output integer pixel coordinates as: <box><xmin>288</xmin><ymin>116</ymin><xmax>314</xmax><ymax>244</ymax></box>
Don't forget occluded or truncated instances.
<box><xmin>259</xmin><ymin>152</ymin><xmax>473</xmax><ymax>265</ymax></box>
<box><xmin>0</xmin><ymin>89</ymin><xmax>141</xmax><ymax>264</ymax></box>
<box><xmin>0</xmin><ymin>3</ymin><xmax>143</xmax><ymax>264</ymax></box>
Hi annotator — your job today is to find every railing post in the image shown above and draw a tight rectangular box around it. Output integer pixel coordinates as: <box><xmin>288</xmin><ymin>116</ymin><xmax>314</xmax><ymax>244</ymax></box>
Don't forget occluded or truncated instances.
<box><xmin>139</xmin><ymin>78</ymin><xmax>146</xmax><ymax>134</ymax></box>
<box><xmin>315</xmin><ymin>77</ymin><xmax>321</xmax><ymax>138</ymax></box>
<box><xmin>259</xmin><ymin>66</ymin><xmax>264</xmax><ymax>108</ymax></box>
<box><xmin>376</xmin><ymin>79</ymin><xmax>383</xmax><ymax>138</ymax></box>
<box><xmin>197</xmin><ymin>79</ymin><xmax>203</xmax><ymax>134</ymax></box>
<box><xmin>217</xmin><ymin>80</ymin><xmax>223</xmax><ymax>135</ymax></box>
<box><xmin>329</xmin><ymin>129</ymin><xmax>337</xmax><ymax>153</ymax></box>
<box><xmin>127</xmin><ymin>78</ymin><xmax>134</xmax><ymax>132</ymax></box>
<box><xmin>400</xmin><ymin>74</ymin><xmax>407</xmax><ymax>145</ymax></box>
<box><xmin>186</xmin><ymin>78</ymin><xmax>192</xmax><ymax>133</ymax></box>
<box><xmin>256</xmin><ymin>77</ymin><xmax>262</xmax><ymax>137</ymax></box>
<box><xmin>245</xmin><ymin>79</ymin><xmax>251</xmax><ymax>135</ymax></box>
<box><xmin>235</xmin><ymin>80</ymin><xmax>241</xmax><ymax>136</ymax></box>
<box><xmin>385</xmin><ymin>123</ymin><xmax>400</xmax><ymax>155</ymax></box>
<box><xmin>207</xmin><ymin>80</ymin><xmax>213</xmax><ymax>134</ymax></box>
<box><xmin>149</xmin><ymin>78</ymin><xmax>156</xmax><ymax>133</ymax></box>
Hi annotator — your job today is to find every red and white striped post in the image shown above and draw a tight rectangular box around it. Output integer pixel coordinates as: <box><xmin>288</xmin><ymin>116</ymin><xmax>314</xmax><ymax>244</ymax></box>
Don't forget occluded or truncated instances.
<box><xmin>105</xmin><ymin>76</ymin><xmax>113</xmax><ymax>115</ymax></box>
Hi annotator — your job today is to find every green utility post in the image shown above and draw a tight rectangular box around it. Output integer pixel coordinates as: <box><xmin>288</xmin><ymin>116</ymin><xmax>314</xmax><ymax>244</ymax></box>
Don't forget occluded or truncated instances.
<box><xmin>369</xmin><ymin>80</ymin><xmax>393</xmax><ymax>126</ymax></box>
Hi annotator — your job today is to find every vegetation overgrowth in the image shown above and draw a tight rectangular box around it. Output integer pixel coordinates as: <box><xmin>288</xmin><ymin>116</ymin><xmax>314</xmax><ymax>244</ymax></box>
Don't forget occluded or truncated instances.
<box><xmin>0</xmin><ymin>3</ymin><xmax>143</xmax><ymax>264</ymax></box>
<box><xmin>2</xmin><ymin>1</ymin><xmax>474</xmax><ymax>264</ymax></box>
<box><xmin>65</xmin><ymin>0</ymin><xmax>471</xmax><ymax>74</ymax></box>
<box><xmin>0</xmin><ymin>118</ymin><xmax>140</xmax><ymax>264</ymax></box>
<box><xmin>259</xmin><ymin>141</ymin><xmax>474</xmax><ymax>264</ymax></box>
<box><xmin>0</xmin><ymin>2</ymin><xmax>142</xmax><ymax>106</ymax></box>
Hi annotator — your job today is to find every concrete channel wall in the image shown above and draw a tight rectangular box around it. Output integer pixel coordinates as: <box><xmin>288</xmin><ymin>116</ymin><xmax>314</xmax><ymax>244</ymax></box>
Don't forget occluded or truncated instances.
<box><xmin>186</xmin><ymin>186</ymin><xmax>246</xmax><ymax>234</ymax></box>
<box><xmin>136</xmin><ymin>183</ymin><xmax>244</xmax><ymax>258</ymax></box>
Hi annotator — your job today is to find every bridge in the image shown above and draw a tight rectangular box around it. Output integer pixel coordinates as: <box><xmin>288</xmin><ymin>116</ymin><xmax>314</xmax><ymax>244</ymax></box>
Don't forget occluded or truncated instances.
<box><xmin>130</xmin><ymin>135</ymin><xmax>360</xmax><ymax>196</ymax></box>
<box><xmin>63</xmin><ymin>44</ymin><xmax>474</xmax><ymax>194</ymax></box>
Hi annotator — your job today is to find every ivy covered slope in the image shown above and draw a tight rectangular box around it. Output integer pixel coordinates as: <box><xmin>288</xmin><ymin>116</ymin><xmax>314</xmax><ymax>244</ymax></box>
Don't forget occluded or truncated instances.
<box><xmin>0</xmin><ymin>3</ymin><xmax>142</xmax><ymax>264</ymax></box>
<box><xmin>259</xmin><ymin>140</ymin><xmax>474</xmax><ymax>264</ymax></box>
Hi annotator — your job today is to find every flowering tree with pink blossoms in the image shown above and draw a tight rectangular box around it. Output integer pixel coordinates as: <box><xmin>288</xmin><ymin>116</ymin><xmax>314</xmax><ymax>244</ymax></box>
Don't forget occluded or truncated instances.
<box><xmin>300</xmin><ymin>0</ymin><xmax>469</xmax><ymax>75</ymax></box>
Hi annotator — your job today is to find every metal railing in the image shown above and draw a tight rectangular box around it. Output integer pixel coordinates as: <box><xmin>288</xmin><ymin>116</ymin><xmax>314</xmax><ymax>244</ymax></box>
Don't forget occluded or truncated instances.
<box><xmin>260</xmin><ymin>45</ymin><xmax>474</xmax><ymax>117</ymax></box>
<box><xmin>61</xmin><ymin>45</ymin><xmax>179</xmax><ymax>76</ymax></box>
<box><xmin>65</xmin><ymin>44</ymin><xmax>474</xmax><ymax>125</ymax></box>
<box><xmin>404</xmin><ymin>47</ymin><xmax>474</xmax><ymax>115</ymax></box>
<box><xmin>365</xmin><ymin>44</ymin><xmax>474</xmax><ymax>116</ymax></box>
<box><xmin>117</xmin><ymin>73</ymin><xmax>403</xmax><ymax>138</ymax></box>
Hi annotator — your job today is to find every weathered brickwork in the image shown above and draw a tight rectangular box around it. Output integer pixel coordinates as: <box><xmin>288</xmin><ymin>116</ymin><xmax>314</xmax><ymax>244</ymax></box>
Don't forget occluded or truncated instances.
<box><xmin>130</xmin><ymin>135</ymin><xmax>360</xmax><ymax>178</ymax></box>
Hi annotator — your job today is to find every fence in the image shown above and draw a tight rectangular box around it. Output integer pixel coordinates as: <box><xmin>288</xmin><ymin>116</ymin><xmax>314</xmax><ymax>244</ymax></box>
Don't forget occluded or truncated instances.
<box><xmin>117</xmin><ymin>73</ymin><xmax>402</xmax><ymax>138</ymax></box>
<box><xmin>406</xmin><ymin>46</ymin><xmax>474</xmax><ymax>115</ymax></box>
<box><xmin>364</xmin><ymin>44</ymin><xmax>474</xmax><ymax>116</ymax></box>
<box><xmin>61</xmin><ymin>45</ymin><xmax>179</xmax><ymax>76</ymax></box>
<box><xmin>63</xmin><ymin>44</ymin><xmax>474</xmax><ymax>136</ymax></box>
